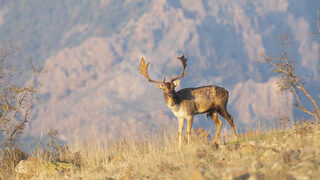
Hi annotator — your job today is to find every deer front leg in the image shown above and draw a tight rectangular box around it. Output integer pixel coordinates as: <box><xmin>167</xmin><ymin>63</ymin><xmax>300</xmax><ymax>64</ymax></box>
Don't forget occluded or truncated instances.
<box><xmin>178</xmin><ymin>117</ymin><xmax>184</xmax><ymax>149</ymax></box>
<box><xmin>186</xmin><ymin>116</ymin><xmax>193</xmax><ymax>145</ymax></box>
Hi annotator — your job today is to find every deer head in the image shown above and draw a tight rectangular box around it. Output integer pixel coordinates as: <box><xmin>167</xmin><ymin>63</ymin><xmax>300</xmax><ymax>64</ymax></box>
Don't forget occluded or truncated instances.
<box><xmin>139</xmin><ymin>55</ymin><xmax>188</xmax><ymax>101</ymax></box>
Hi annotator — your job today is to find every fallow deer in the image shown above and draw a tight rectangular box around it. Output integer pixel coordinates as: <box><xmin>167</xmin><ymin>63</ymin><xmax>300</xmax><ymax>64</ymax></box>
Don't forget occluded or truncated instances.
<box><xmin>139</xmin><ymin>55</ymin><xmax>237</xmax><ymax>147</ymax></box>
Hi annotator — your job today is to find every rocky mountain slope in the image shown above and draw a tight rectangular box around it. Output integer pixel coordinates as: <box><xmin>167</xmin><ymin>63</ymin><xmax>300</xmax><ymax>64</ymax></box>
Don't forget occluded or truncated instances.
<box><xmin>0</xmin><ymin>0</ymin><xmax>318</xmax><ymax>140</ymax></box>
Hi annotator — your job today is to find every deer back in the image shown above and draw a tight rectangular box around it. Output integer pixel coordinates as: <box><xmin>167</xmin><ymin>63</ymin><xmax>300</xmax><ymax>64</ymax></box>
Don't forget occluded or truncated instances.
<box><xmin>176</xmin><ymin>85</ymin><xmax>229</xmax><ymax>115</ymax></box>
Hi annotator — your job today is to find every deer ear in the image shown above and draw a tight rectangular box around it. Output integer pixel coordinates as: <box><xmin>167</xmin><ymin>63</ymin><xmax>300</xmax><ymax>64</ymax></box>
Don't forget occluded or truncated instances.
<box><xmin>173</xmin><ymin>80</ymin><xmax>180</xmax><ymax>87</ymax></box>
<box><xmin>156</xmin><ymin>84</ymin><xmax>164</xmax><ymax>89</ymax></box>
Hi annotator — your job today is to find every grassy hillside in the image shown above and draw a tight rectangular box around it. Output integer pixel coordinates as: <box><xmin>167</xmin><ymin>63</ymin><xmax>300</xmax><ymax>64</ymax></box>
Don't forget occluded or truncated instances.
<box><xmin>2</xmin><ymin>121</ymin><xmax>320</xmax><ymax>179</ymax></box>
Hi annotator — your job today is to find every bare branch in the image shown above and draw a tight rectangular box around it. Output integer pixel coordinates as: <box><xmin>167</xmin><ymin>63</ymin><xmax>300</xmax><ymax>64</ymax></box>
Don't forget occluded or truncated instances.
<box><xmin>294</xmin><ymin>76</ymin><xmax>320</xmax><ymax>119</ymax></box>
<box><xmin>292</xmin><ymin>87</ymin><xmax>313</xmax><ymax>116</ymax></box>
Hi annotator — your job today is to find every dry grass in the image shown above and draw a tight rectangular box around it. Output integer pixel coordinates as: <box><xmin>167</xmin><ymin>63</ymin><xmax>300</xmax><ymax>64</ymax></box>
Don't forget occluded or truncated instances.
<box><xmin>2</xmin><ymin>121</ymin><xmax>320</xmax><ymax>179</ymax></box>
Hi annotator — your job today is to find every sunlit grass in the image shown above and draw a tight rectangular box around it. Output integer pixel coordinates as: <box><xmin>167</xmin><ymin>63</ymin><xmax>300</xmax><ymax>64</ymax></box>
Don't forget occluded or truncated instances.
<box><xmin>2</xmin><ymin>120</ymin><xmax>320</xmax><ymax>179</ymax></box>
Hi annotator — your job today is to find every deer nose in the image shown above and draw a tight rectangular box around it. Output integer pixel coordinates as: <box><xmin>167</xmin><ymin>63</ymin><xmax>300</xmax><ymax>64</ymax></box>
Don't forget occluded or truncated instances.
<box><xmin>168</xmin><ymin>94</ymin><xmax>173</xmax><ymax>98</ymax></box>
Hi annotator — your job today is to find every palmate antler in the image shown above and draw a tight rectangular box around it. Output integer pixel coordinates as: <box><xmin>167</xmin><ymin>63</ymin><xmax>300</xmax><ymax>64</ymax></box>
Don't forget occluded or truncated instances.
<box><xmin>170</xmin><ymin>54</ymin><xmax>188</xmax><ymax>83</ymax></box>
<box><xmin>139</xmin><ymin>57</ymin><xmax>165</xmax><ymax>84</ymax></box>
<box><xmin>139</xmin><ymin>54</ymin><xmax>188</xmax><ymax>84</ymax></box>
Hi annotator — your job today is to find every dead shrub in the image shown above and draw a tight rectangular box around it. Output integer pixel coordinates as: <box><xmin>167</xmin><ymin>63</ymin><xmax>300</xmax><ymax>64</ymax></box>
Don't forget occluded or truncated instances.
<box><xmin>0</xmin><ymin>43</ymin><xmax>40</xmax><ymax>175</ymax></box>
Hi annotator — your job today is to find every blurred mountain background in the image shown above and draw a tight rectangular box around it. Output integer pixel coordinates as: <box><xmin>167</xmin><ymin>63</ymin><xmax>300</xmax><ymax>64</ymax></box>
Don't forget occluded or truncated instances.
<box><xmin>0</xmin><ymin>0</ymin><xmax>319</xmax><ymax>141</ymax></box>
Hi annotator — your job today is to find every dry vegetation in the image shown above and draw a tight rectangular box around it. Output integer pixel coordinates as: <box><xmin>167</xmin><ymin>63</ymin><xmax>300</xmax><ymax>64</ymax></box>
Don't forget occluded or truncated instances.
<box><xmin>0</xmin><ymin>43</ymin><xmax>40</xmax><ymax>178</ymax></box>
<box><xmin>1</xmin><ymin>122</ymin><xmax>319</xmax><ymax>180</ymax></box>
<box><xmin>263</xmin><ymin>34</ymin><xmax>320</xmax><ymax>122</ymax></box>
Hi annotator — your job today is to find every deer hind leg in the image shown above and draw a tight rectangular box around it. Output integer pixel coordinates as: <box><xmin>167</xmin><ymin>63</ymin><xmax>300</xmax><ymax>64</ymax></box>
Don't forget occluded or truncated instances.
<box><xmin>219</xmin><ymin>108</ymin><xmax>237</xmax><ymax>141</ymax></box>
<box><xmin>186</xmin><ymin>116</ymin><xmax>194</xmax><ymax>145</ymax></box>
<box><xmin>178</xmin><ymin>117</ymin><xmax>184</xmax><ymax>149</ymax></box>
<box><xmin>209</xmin><ymin>111</ymin><xmax>223</xmax><ymax>143</ymax></box>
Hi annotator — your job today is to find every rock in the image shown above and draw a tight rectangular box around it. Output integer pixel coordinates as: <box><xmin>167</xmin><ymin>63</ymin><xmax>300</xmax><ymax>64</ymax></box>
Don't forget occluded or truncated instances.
<box><xmin>15</xmin><ymin>158</ymin><xmax>75</xmax><ymax>178</ymax></box>
<box><xmin>15</xmin><ymin>158</ymin><xmax>45</xmax><ymax>178</ymax></box>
